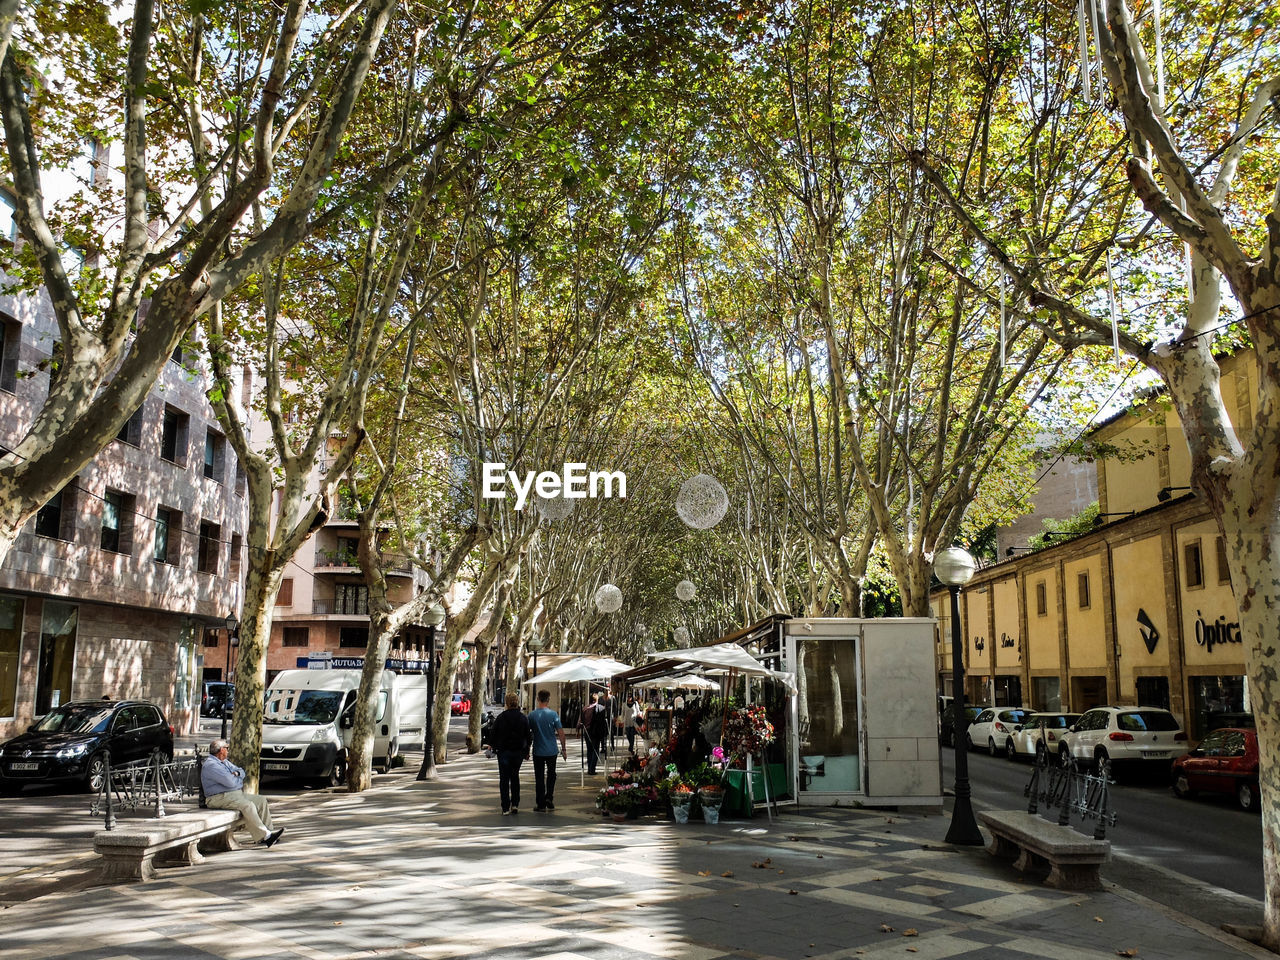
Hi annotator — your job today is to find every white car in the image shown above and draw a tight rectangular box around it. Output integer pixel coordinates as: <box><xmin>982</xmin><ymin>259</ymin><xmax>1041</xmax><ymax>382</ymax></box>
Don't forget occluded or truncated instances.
<box><xmin>1005</xmin><ymin>712</ymin><xmax>1080</xmax><ymax>761</ymax></box>
<box><xmin>1057</xmin><ymin>706</ymin><xmax>1186</xmax><ymax>776</ymax></box>
<box><xmin>966</xmin><ymin>707</ymin><xmax>1032</xmax><ymax>756</ymax></box>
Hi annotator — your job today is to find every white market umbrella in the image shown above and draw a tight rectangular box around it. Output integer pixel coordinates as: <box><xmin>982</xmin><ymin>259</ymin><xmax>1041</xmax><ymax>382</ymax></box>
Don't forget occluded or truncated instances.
<box><xmin>524</xmin><ymin>656</ymin><xmax>633</xmax><ymax>684</ymax></box>
<box><xmin>642</xmin><ymin>673</ymin><xmax>719</xmax><ymax>691</ymax></box>
<box><xmin>644</xmin><ymin>642</ymin><xmax>796</xmax><ymax>692</ymax></box>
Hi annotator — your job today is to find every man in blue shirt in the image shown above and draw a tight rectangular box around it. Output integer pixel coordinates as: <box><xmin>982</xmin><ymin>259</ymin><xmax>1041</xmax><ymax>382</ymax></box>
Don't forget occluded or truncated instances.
<box><xmin>201</xmin><ymin>739</ymin><xmax>283</xmax><ymax>847</ymax></box>
<box><xmin>527</xmin><ymin>690</ymin><xmax>567</xmax><ymax>812</ymax></box>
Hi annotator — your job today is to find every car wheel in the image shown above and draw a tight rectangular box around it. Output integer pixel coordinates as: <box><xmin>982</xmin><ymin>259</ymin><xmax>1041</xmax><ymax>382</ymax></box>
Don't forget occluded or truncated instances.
<box><xmin>149</xmin><ymin>748</ymin><xmax>173</xmax><ymax>766</ymax></box>
<box><xmin>1237</xmin><ymin>781</ymin><xmax>1258</xmax><ymax>812</ymax></box>
<box><xmin>965</xmin><ymin>733</ymin><xmax>974</xmax><ymax>752</ymax></box>
<box><xmin>1058</xmin><ymin>746</ymin><xmax>1073</xmax><ymax>767</ymax></box>
<box><xmin>1006</xmin><ymin>739</ymin><xmax>1018</xmax><ymax>761</ymax></box>
<box><xmin>988</xmin><ymin>737</ymin><xmax>999</xmax><ymax>757</ymax></box>
<box><xmin>85</xmin><ymin>752</ymin><xmax>109</xmax><ymax>793</ymax></box>
<box><xmin>1172</xmin><ymin>773</ymin><xmax>1195</xmax><ymax>799</ymax></box>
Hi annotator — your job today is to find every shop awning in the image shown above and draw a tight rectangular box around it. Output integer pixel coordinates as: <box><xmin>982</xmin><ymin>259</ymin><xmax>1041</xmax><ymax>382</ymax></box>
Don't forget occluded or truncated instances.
<box><xmin>524</xmin><ymin>656</ymin><xmax>633</xmax><ymax>684</ymax></box>
<box><xmin>617</xmin><ymin>642</ymin><xmax>796</xmax><ymax>692</ymax></box>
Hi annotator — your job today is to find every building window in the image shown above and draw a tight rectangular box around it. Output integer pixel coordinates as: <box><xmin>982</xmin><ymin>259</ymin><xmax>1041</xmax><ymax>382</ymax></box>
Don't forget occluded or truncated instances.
<box><xmin>197</xmin><ymin>520</ymin><xmax>221</xmax><ymax>574</ymax></box>
<box><xmin>203</xmin><ymin>628</ymin><xmax>220</xmax><ymax>648</ymax></box>
<box><xmin>154</xmin><ymin>507</ymin><xmax>180</xmax><ymax>564</ymax></box>
<box><xmin>335</xmin><ymin>583</ymin><xmax>369</xmax><ymax>615</ymax></box>
<box><xmin>160</xmin><ymin>406</ymin><xmax>189</xmax><ymax>465</ymax></box>
<box><xmin>1077</xmin><ymin>571</ymin><xmax>1091</xmax><ymax>609</ymax></box>
<box><xmin>36</xmin><ymin>601</ymin><xmax>77</xmax><ymax>715</ymax></box>
<box><xmin>1035</xmin><ymin>581</ymin><xmax>1047</xmax><ymax>617</ymax></box>
<box><xmin>203</xmin><ymin>429</ymin><xmax>225</xmax><ymax>482</ymax></box>
<box><xmin>0</xmin><ymin>594</ymin><xmax>24</xmax><ymax>718</ymax></box>
<box><xmin>34</xmin><ymin>486</ymin><xmax>76</xmax><ymax>541</ymax></box>
<box><xmin>0</xmin><ymin>317</ymin><xmax>19</xmax><ymax>393</ymax></box>
<box><xmin>277</xmin><ymin>578</ymin><xmax>294</xmax><ymax>607</ymax></box>
<box><xmin>100</xmin><ymin>488</ymin><xmax>134</xmax><ymax>554</ymax></box>
<box><xmin>1216</xmin><ymin>537</ymin><xmax>1231</xmax><ymax>585</ymax></box>
<box><xmin>229</xmin><ymin>533</ymin><xmax>242</xmax><ymax>582</ymax></box>
<box><xmin>339</xmin><ymin>626</ymin><xmax>369</xmax><ymax>648</ymax></box>
<box><xmin>1184</xmin><ymin>540</ymin><xmax>1204</xmax><ymax>590</ymax></box>
<box><xmin>283</xmin><ymin>626</ymin><xmax>309</xmax><ymax>647</ymax></box>
<box><xmin>116</xmin><ymin>406</ymin><xmax>143</xmax><ymax>446</ymax></box>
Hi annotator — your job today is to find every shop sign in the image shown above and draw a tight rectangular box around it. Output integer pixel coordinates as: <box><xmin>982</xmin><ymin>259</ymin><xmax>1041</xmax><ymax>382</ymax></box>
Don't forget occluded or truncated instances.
<box><xmin>1136</xmin><ymin>608</ymin><xmax>1160</xmax><ymax>654</ymax></box>
<box><xmin>973</xmin><ymin>635</ymin><xmax>986</xmax><ymax>653</ymax></box>
<box><xmin>1194</xmin><ymin>611</ymin><xmax>1242</xmax><ymax>653</ymax></box>
<box><xmin>999</xmin><ymin>632</ymin><xmax>1017</xmax><ymax>649</ymax></box>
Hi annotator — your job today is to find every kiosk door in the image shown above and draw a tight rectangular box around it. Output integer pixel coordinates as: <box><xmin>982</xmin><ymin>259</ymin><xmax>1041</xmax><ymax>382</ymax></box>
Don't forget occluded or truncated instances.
<box><xmin>789</xmin><ymin>634</ymin><xmax>863</xmax><ymax>798</ymax></box>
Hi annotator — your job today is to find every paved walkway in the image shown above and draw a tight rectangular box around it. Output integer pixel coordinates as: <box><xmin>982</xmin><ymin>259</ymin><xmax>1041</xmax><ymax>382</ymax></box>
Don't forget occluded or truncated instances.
<box><xmin>0</xmin><ymin>747</ymin><xmax>1271</xmax><ymax>960</ymax></box>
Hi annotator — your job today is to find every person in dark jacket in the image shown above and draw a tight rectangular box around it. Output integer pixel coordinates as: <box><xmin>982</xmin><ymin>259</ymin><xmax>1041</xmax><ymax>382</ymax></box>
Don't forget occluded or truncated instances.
<box><xmin>580</xmin><ymin>691</ymin><xmax>609</xmax><ymax>775</ymax></box>
<box><xmin>490</xmin><ymin>693</ymin><xmax>532</xmax><ymax>815</ymax></box>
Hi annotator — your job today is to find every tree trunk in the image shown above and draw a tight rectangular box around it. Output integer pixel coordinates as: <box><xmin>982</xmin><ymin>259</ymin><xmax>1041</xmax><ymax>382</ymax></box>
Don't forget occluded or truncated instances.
<box><xmin>227</xmin><ymin>563</ymin><xmax>284</xmax><ymax>792</ymax></box>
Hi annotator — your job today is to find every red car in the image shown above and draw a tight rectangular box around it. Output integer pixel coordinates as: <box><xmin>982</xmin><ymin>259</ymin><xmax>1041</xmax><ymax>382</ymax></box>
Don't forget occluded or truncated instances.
<box><xmin>1171</xmin><ymin>727</ymin><xmax>1259</xmax><ymax>811</ymax></box>
<box><xmin>450</xmin><ymin>693</ymin><xmax>471</xmax><ymax>715</ymax></box>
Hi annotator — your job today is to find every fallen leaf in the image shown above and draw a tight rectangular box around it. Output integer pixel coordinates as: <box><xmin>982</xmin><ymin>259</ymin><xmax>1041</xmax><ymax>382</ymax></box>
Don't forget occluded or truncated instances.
<box><xmin>907</xmin><ymin>948</ymin><xmax>918</xmax><ymax>954</ymax></box>
<box><xmin>751</xmin><ymin>861</ymin><xmax>767</xmax><ymax>869</ymax></box>
<box><xmin>1095</xmin><ymin>917</ymin><xmax>1104</xmax><ymax>923</ymax></box>
<box><xmin>721</xmin><ymin>870</ymin><xmax>734</xmax><ymax>877</ymax></box>
<box><xmin>334</xmin><ymin>921</ymin><xmax>343</xmax><ymax>926</ymax></box>
<box><xmin>873</xmin><ymin>877</ymin><xmax>882</xmax><ymax>882</ymax></box>
<box><xmin>777</xmin><ymin>869</ymin><xmax>785</xmax><ymax>874</ymax></box>
<box><xmin>903</xmin><ymin>929</ymin><xmax>918</xmax><ymax>937</ymax></box>
<box><xmin>816</xmin><ymin>854</ymin><xmax>824</xmax><ymax>859</ymax></box>
<box><xmin>789</xmin><ymin>889</ymin><xmax>798</xmax><ymax>895</ymax></box>
<box><xmin>698</xmin><ymin>870</ymin><xmax>711</xmax><ymax>877</ymax></box>
<box><xmin>879</xmin><ymin>923</ymin><xmax>894</xmax><ymax>933</ymax></box>
<box><xmin>1116</xmin><ymin>950</ymin><xmax>1138</xmax><ymax>958</ymax></box>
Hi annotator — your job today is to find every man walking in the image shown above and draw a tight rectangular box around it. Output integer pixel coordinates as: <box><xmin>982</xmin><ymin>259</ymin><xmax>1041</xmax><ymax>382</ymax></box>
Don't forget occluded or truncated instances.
<box><xmin>490</xmin><ymin>693</ymin><xmax>531</xmax><ymax>815</ymax></box>
<box><xmin>528</xmin><ymin>689</ymin><xmax>567</xmax><ymax>811</ymax></box>
<box><xmin>200</xmin><ymin>740</ymin><xmax>283</xmax><ymax>847</ymax></box>
<box><xmin>580</xmin><ymin>691</ymin><xmax>609</xmax><ymax>775</ymax></box>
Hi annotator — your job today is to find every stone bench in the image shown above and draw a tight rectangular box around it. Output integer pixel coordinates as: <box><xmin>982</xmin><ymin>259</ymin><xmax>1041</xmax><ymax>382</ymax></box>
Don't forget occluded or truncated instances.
<box><xmin>94</xmin><ymin>809</ymin><xmax>245</xmax><ymax>882</ymax></box>
<box><xmin>978</xmin><ymin>809</ymin><xmax>1110</xmax><ymax>891</ymax></box>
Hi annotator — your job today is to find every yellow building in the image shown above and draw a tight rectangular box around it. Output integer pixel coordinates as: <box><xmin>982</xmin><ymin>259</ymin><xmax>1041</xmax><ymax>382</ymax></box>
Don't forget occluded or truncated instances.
<box><xmin>932</xmin><ymin>350</ymin><xmax>1254</xmax><ymax>738</ymax></box>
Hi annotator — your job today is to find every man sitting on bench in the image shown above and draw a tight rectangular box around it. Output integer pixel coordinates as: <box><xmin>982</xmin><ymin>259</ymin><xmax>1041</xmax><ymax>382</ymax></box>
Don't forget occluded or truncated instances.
<box><xmin>201</xmin><ymin>739</ymin><xmax>284</xmax><ymax>848</ymax></box>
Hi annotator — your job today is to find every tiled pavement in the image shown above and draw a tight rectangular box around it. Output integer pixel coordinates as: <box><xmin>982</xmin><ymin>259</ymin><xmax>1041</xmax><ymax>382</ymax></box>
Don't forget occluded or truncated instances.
<box><xmin>0</xmin><ymin>749</ymin><xmax>1271</xmax><ymax>960</ymax></box>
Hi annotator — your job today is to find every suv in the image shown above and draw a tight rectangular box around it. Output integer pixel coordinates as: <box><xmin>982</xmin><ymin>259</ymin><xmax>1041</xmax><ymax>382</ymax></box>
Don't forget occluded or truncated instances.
<box><xmin>201</xmin><ymin>681</ymin><xmax>234</xmax><ymax>718</ymax></box>
<box><xmin>0</xmin><ymin>699</ymin><xmax>174</xmax><ymax>794</ymax></box>
<box><xmin>1058</xmin><ymin>706</ymin><xmax>1186</xmax><ymax>776</ymax></box>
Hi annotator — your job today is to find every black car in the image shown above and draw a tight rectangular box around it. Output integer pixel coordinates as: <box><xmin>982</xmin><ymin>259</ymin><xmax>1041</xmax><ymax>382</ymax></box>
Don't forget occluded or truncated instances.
<box><xmin>0</xmin><ymin>700</ymin><xmax>174</xmax><ymax>794</ymax></box>
<box><xmin>201</xmin><ymin>681</ymin><xmax>235</xmax><ymax>718</ymax></box>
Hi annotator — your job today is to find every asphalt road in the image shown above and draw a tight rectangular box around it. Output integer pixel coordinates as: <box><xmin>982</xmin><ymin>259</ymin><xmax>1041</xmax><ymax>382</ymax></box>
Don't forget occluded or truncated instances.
<box><xmin>943</xmin><ymin>748</ymin><xmax>1265</xmax><ymax>920</ymax></box>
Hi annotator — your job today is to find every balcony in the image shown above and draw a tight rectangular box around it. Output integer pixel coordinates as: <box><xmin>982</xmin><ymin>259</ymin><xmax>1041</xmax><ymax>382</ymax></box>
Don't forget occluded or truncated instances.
<box><xmin>310</xmin><ymin>598</ymin><xmax>369</xmax><ymax>617</ymax></box>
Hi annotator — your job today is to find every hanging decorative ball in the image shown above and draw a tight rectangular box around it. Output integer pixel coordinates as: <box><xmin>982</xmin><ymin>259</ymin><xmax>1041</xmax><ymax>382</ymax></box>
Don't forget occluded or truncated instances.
<box><xmin>636</xmin><ymin>622</ymin><xmax>648</xmax><ymax>636</ymax></box>
<box><xmin>673</xmin><ymin>626</ymin><xmax>691</xmax><ymax>647</ymax></box>
<box><xmin>675</xmin><ymin>579</ymin><xmax>697</xmax><ymax>602</ymax></box>
<box><xmin>535</xmin><ymin>492</ymin><xmax>575</xmax><ymax>521</ymax></box>
<box><xmin>594</xmin><ymin>583</ymin><xmax>623</xmax><ymax>614</ymax></box>
<box><xmin>675</xmin><ymin>473</ymin><xmax>729</xmax><ymax>529</ymax></box>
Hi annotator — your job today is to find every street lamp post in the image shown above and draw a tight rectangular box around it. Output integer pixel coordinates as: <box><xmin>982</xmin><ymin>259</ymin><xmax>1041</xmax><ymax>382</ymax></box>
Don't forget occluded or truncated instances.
<box><xmin>220</xmin><ymin>613</ymin><xmax>239</xmax><ymax>741</ymax></box>
<box><xmin>934</xmin><ymin>546</ymin><xmax>984</xmax><ymax>846</ymax></box>
<box><xmin>526</xmin><ymin>636</ymin><xmax>544</xmax><ymax>707</ymax></box>
<box><xmin>416</xmin><ymin>602</ymin><xmax>447</xmax><ymax>781</ymax></box>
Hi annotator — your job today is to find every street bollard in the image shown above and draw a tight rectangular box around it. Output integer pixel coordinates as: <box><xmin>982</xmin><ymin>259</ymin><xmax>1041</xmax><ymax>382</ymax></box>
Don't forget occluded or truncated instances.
<box><xmin>103</xmin><ymin>754</ymin><xmax>116</xmax><ymax>831</ymax></box>
<box><xmin>154</xmin><ymin>750</ymin><xmax>166</xmax><ymax>818</ymax></box>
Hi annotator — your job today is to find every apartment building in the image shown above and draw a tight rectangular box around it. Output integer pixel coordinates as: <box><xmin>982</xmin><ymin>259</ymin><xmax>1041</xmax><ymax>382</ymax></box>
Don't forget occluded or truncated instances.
<box><xmin>933</xmin><ymin>350</ymin><xmax>1256</xmax><ymax>739</ymax></box>
<box><xmin>0</xmin><ymin>271</ymin><xmax>246</xmax><ymax>739</ymax></box>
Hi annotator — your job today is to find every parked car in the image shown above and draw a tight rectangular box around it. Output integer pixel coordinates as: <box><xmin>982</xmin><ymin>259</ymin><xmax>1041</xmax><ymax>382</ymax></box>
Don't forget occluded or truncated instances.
<box><xmin>938</xmin><ymin>701</ymin><xmax>983</xmax><ymax>747</ymax></box>
<box><xmin>966</xmin><ymin>707</ymin><xmax>1032</xmax><ymax>755</ymax></box>
<box><xmin>450</xmin><ymin>693</ymin><xmax>471</xmax><ymax>716</ymax></box>
<box><xmin>0</xmin><ymin>699</ymin><xmax>174</xmax><ymax>794</ymax></box>
<box><xmin>1058</xmin><ymin>705</ymin><xmax>1186</xmax><ymax>776</ymax></box>
<box><xmin>201</xmin><ymin>681</ymin><xmax>234</xmax><ymax>718</ymax></box>
<box><xmin>1171</xmin><ymin>727</ymin><xmax>1260</xmax><ymax>811</ymax></box>
<box><xmin>1005</xmin><ymin>712</ymin><xmax>1080</xmax><ymax>761</ymax></box>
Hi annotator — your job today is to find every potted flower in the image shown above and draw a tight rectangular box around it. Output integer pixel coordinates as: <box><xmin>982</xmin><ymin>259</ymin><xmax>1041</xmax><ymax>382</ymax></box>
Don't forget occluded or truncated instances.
<box><xmin>669</xmin><ymin>782</ymin><xmax>695</xmax><ymax>823</ymax></box>
<box><xmin>603</xmin><ymin>784</ymin><xmax>642</xmax><ymax>822</ymax></box>
<box><xmin>697</xmin><ymin>783</ymin><xmax>724</xmax><ymax>823</ymax></box>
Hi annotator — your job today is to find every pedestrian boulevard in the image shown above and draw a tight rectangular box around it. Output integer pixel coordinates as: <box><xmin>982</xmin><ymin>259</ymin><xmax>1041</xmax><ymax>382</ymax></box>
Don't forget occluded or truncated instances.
<box><xmin>0</xmin><ymin>748</ymin><xmax>1269</xmax><ymax>960</ymax></box>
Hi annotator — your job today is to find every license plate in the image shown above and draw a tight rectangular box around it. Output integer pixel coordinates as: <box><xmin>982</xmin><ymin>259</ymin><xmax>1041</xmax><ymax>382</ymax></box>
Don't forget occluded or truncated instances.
<box><xmin>262</xmin><ymin>762</ymin><xmax>291</xmax><ymax>771</ymax></box>
<box><xmin>9</xmin><ymin>762</ymin><xmax>38</xmax><ymax>771</ymax></box>
<box><xmin>1144</xmin><ymin>751</ymin><xmax>1170</xmax><ymax>759</ymax></box>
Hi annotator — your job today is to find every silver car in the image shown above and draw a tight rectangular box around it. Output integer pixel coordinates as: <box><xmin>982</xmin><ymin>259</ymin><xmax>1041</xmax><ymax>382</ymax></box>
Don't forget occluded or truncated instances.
<box><xmin>1005</xmin><ymin>712</ymin><xmax>1080</xmax><ymax>761</ymax></box>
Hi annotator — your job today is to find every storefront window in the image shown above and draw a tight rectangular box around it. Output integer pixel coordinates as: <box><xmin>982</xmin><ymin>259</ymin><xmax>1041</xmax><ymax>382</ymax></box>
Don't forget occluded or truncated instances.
<box><xmin>796</xmin><ymin>637</ymin><xmax>860</xmax><ymax>793</ymax></box>
<box><xmin>0</xmin><ymin>595</ymin><xmax>23</xmax><ymax>717</ymax></box>
<box><xmin>1032</xmin><ymin>676</ymin><xmax>1061</xmax><ymax>711</ymax></box>
<box><xmin>36</xmin><ymin>602</ymin><xmax>78</xmax><ymax>715</ymax></box>
<box><xmin>1189</xmin><ymin>675</ymin><xmax>1251</xmax><ymax>738</ymax></box>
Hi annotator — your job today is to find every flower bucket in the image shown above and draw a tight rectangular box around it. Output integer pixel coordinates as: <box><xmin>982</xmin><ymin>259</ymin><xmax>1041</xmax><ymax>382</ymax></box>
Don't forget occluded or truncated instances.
<box><xmin>610</xmin><ymin>812</ymin><xmax>628</xmax><ymax>823</ymax></box>
<box><xmin>698</xmin><ymin>787</ymin><xmax>724</xmax><ymax>824</ymax></box>
<box><xmin>671</xmin><ymin>797</ymin><xmax>692</xmax><ymax>823</ymax></box>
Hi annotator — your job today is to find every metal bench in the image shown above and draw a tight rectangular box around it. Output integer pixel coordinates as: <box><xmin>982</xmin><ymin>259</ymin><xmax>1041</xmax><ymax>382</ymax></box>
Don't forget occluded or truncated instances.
<box><xmin>977</xmin><ymin>809</ymin><xmax>1109</xmax><ymax>890</ymax></box>
<box><xmin>93</xmin><ymin>809</ymin><xmax>245</xmax><ymax>882</ymax></box>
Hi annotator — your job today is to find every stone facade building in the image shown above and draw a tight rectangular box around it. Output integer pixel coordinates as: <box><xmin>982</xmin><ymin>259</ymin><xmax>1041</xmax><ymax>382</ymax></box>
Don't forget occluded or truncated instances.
<box><xmin>933</xmin><ymin>350</ymin><xmax>1256</xmax><ymax>739</ymax></box>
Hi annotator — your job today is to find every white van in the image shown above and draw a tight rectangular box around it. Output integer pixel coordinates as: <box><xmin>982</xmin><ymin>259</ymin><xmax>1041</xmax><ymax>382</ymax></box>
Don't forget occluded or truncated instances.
<box><xmin>260</xmin><ymin>669</ymin><xmax>399</xmax><ymax>784</ymax></box>
<box><xmin>393</xmin><ymin>674</ymin><xmax>431</xmax><ymax>748</ymax></box>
